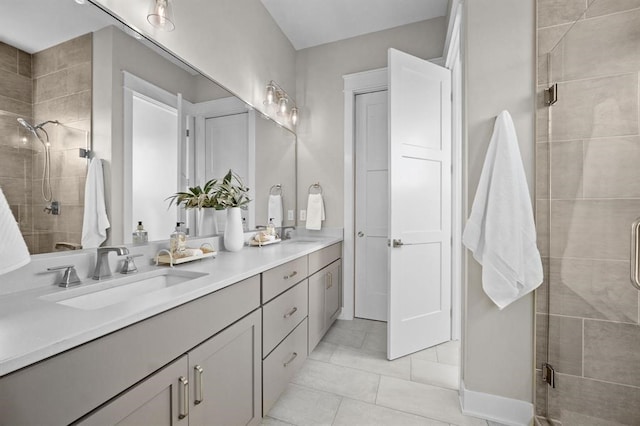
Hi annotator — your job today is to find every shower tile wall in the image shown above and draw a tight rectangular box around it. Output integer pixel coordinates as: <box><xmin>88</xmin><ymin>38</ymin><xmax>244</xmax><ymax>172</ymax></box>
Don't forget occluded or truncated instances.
<box><xmin>0</xmin><ymin>42</ymin><xmax>34</xmax><ymax>248</ymax></box>
<box><xmin>31</xmin><ymin>34</ymin><xmax>91</xmax><ymax>253</ymax></box>
<box><xmin>536</xmin><ymin>1</ymin><xmax>640</xmax><ymax>425</ymax></box>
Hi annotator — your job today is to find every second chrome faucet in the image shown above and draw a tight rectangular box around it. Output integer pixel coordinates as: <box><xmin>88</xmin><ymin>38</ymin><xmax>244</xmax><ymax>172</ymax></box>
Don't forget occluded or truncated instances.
<box><xmin>93</xmin><ymin>246</ymin><xmax>129</xmax><ymax>280</ymax></box>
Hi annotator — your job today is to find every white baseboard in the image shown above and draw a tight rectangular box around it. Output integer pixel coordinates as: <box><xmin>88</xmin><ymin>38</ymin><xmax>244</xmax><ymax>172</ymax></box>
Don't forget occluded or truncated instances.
<box><xmin>459</xmin><ymin>381</ymin><xmax>534</xmax><ymax>426</ymax></box>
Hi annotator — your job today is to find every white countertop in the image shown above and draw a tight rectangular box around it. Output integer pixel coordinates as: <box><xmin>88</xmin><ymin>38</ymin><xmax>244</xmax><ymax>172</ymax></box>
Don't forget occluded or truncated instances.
<box><xmin>0</xmin><ymin>236</ymin><xmax>341</xmax><ymax>377</ymax></box>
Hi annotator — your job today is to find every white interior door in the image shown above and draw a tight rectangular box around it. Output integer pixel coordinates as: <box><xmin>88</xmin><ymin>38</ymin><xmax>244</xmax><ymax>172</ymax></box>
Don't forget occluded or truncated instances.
<box><xmin>204</xmin><ymin>113</ymin><xmax>249</xmax><ymax>231</ymax></box>
<box><xmin>355</xmin><ymin>90</ymin><xmax>389</xmax><ymax>322</ymax></box>
<box><xmin>387</xmin><ymin>48</ymin><xmax>452</xmax><ymax>360</ymax></box>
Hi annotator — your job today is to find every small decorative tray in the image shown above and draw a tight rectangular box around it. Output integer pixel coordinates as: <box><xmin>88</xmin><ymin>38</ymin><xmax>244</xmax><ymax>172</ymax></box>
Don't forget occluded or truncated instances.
<box><xmin>249</xmin><ymin>238</ymin><xmax>281</xmax><ymax>247</ymax></box>
<box><xmin>155</xmin><ymin>243</ymin><xmax>217</xmax><ymax>265</ymax></box>
<box><xmin>155</xmin><ymin>251</ymin><xmax>217</xmax><ymax>265</ymax></box>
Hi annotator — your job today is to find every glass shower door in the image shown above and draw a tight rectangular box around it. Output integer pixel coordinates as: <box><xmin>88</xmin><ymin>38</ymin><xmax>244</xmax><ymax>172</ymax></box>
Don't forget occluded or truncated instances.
<box><xmin>537</xmin><ymin>1</ymin><xmax>640</xmax><ymax>424</ymax></box>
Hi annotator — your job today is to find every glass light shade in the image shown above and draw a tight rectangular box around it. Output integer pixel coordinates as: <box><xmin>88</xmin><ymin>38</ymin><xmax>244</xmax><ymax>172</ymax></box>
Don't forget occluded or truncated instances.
<box><xmin>147</xmin><ymin>0</ymin><xmax>175</xmax><ymax>31</ymax></box>
<box><xmin>278</xmin><ymin>96</ymin><xmax>288</xmax><ymax>114</ymax></box>
<box><xmin>265</xmin><ymin>84</ymin><xmax>276</xmax><ymax>105</ymax></box>
<box><xmin>290</xmin><ymin>107</ymin><xmax>298</xmax><ymax>126</ymax></box>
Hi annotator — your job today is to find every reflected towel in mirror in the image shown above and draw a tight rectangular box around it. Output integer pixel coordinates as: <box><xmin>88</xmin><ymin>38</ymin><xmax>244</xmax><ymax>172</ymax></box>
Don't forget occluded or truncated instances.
<box><xmin>268</xmin><ymin>194</ymin><xmax>283</xmax><ymax>227</ymax></box>
<box><xmin>0</xmin><ymin>186</ymin><xmax>30</xmax><ymax>275</ymax></box>
<box><xmin>82</xmin><ymin>157</ymin><xmax>110</xmax><ymax>248</ymax></box>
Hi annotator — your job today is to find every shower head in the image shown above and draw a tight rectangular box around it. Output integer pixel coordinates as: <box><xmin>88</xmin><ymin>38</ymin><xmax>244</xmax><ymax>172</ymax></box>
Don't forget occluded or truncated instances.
<box><xmin>17</xmin><ymin>118</ymin><xmax>60</xmax><ymax>145</ymax></box>
<box><xmin>17</xmin><ymin>117</ymin><xmax>37</xmax><ymax>135</ymax></box>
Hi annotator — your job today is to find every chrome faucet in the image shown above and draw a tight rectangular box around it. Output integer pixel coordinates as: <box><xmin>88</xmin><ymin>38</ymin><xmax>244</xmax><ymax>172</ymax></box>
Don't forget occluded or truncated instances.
<box><xmin>93</xmin><ymin>246</ymin><xmax>129</xmax><ymax>280</ymax></box>
<box><xmin>281</xmin><ymin>226</ymin><xmax>296</xmax><ymax>240</ymax></box>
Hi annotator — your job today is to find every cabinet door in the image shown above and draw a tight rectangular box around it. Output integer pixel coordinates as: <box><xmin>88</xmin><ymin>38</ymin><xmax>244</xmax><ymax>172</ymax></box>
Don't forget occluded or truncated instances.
<box><xmin>79</xmin><ymin>355</ymin><xmax>189</xmax><ymax>426</ymax></box>
<box><xmin>308</xmin><ymin>270</ymin><xmax>326</xmax><ymax>353</ymax></box>
<box><xmin>189</xmin><ymin>309</ymin><xmax>262</xmax><ymax>426</ymax></box>
<box><xmin>324</xmin><ymin>260</ymin><xmax>342</xmax><ymax>327</ymax></box>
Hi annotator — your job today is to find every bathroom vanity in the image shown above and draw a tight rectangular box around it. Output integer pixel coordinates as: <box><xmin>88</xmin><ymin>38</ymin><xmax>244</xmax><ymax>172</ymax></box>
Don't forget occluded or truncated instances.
<box><xmin>0</xmin><ymin>238</ymin><xmax>342</xmax><ymax>425</ymax></box>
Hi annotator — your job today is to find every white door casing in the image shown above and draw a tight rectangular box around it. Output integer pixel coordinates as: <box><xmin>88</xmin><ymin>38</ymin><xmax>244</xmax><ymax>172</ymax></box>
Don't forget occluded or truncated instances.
<box><xmin>355</xmin><ymin>90</ymin><xmax>389</xmax><ymax>321</ymax></box>
<box><xmin>387</xmin><ymin>48</ymin><xmax>452</xmax><ymax>360</ymax></box>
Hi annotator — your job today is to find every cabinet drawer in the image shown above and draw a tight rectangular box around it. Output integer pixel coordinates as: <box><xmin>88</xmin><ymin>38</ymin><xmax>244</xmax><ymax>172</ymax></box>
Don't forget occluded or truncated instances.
<box><xmin>308</xmin><ymin>243</ymin><xmax>342</xmax><ymax>275</ymax></box>
<box><xmin>262</xmin><ymin>256</ymin><xmax>308</xmax><ymax>303</ymax></box>
<box><xmin>263</xmin><ymin>319</ymin><xmax>308</xmax><ymax>415</ymax></box>
<box><xmin>263</xmin><ymin>280</ymin><xmax>308</xmax><ymax>357</ymax></box>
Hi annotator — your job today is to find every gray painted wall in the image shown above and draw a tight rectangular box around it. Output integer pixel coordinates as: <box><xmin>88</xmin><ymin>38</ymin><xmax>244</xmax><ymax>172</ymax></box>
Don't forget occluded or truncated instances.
<box><xmin>294</xmin><ymin>18</ymin><xmax>447</xmax><ymax>228</ymax></box>
<box><xmin>93</xmin><ymin>0</ymin><xmax>296</xmax><ymax>129</ymax></box>
<box><xmin>463</xmin><ymin>0</ymin><xmax>536</xmax><ymax>402</ymax></box>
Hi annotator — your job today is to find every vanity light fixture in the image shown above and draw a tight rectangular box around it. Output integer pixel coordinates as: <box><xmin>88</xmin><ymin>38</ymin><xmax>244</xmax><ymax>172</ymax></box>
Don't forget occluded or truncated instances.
<box><xmin>147</xmin><ymin>0</ymin><xmax>175</xmax><ymax>32</ymax></box>
<box><xmin>265</xmin><ymin>83</ymin><xmax>276</xmax><ymax>105</ymax></box>
<box><xmin>263</xmin><ymin>80</ymin><xmax>299</xmax><ymax>126</ymax></box>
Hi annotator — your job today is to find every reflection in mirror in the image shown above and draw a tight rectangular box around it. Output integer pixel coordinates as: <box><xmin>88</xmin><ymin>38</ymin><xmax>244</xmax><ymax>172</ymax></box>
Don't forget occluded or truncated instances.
<box><xmin>0</xmin><ymin>0</ymin><xmax>296</xmax><ymax>254</ymax></box>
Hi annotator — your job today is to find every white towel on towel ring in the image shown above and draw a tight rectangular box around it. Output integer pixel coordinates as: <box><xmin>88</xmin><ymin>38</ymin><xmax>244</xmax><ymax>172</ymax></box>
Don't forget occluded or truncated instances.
<box><xmin>462</xmin><ymin>111</ymin><xmax>543</xmax><ymax>309</ymax></box>
<box><xmin>305</xmin><ymin>193</ymin><xmax>325</xmax><ymax>230</ymax></box>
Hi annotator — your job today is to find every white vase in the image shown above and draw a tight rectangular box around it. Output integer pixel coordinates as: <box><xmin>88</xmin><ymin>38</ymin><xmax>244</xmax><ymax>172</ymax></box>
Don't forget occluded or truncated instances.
<box><xmin>224</xmin><ymin>207</ymin><xmax>244</xmax><ymax>252</ymax></box>
<box><xmin>196</xmin><ymin>208</ymin><xmax>218</xmax><ymax>236</ymax></box>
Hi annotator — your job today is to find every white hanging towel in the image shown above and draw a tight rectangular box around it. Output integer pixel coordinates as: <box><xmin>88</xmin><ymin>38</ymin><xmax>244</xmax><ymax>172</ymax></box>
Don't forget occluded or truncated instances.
<box><xmin>82</xmin><ymin>157</ymin><xmax>110</xmax><ymax>248</ymax></box>
<box><xmin>0</xmin><ymin>186</ymin><xmax>30</xmax><ymax>275</ymax></box>
<box><xmin>268</xmin><ymin>194</ymin><xmax>283</xmax><ymax>227</ymax></box>
<box><xmin>305</xmin><ymin>193</ymin><xmax>325</xmax><ymax>230</ymax></box>
<box><xmin>462</xmin><ymin>111</ymin><xmax>543</xmax><ymax>309</ymax></box>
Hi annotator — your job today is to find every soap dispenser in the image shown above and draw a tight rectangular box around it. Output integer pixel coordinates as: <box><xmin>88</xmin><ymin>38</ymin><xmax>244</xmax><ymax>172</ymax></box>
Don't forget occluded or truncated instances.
<box><xmin>132</xmin><ymin>221</ymin><xmax>148</xmax><ymax>244</ymax></box>
<box><xmin>267</xmin><ymin>218</ymin><xmax>276</xmax><ymax>237</ymax></box>
<box><xmin>170</xmin><ymin>222</ymin><xmax>187</xmax><ymax>256</ymax></box>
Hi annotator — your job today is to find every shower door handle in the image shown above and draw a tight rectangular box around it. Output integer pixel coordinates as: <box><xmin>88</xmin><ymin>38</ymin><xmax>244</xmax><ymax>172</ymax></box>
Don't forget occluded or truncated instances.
<box><xmin>631</xmin><ymin>217</ymin><xmax>640</xmax><ymax>291</ymax></box>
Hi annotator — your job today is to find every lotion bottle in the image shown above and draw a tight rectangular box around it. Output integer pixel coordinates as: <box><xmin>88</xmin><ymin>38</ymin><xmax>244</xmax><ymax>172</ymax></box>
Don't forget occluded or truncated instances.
<box><xmin>170</xmin><ymin>222</ymin><xmax>187</xmax><ymax>256</ymax></box>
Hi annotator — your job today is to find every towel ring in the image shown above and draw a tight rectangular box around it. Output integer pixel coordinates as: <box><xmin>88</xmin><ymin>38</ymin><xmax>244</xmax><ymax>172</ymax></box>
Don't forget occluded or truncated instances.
<box><xmin>308</xmin><ymin>182</ymin><xmax>323</xmax><ymax>195</ymax></box>
<box><xmin>269</xmin><ymin>184</ymin><xmax>282</xmax><ymax>196</ymax></box>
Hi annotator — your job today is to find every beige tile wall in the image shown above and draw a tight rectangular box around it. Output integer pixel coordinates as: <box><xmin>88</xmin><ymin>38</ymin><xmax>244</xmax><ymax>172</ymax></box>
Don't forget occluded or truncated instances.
<box><xmin>31</xmin><ymin>33</ymin><xmax>91</xmax><ymax>253</ymax></box>
<box><xmin>536</xmin><ymin>1</ymin><xmax>640</xmax><ymax>424</ymax></box>
<box><xmin>0</xmin><ymin>42</ymin><xmax>33</xmax><ymax>246</ymax></box>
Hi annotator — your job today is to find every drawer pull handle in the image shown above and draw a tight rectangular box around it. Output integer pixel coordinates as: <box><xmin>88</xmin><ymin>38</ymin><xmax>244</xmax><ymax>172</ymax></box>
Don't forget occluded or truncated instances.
<box><xmin>178</xmin><ymin>376</ymin><xmax>189</xmax><ymax>419</ymax></box>
<box><xmin>284</xmin><ymin>352</ymin><xmax>298</xmax><ymax>367</ymax></box>
<box><xmin>284</xmin><ymin>306</ymin><xmax>298</xmax><ymax>318</ymax></box>
<box><xmin>283</xmin><ymin>271</ymin><xmax>298</xmax><ymax>280</ymax></box>
<box><xmin>194</xmin><ymin>365</ymin><xmax>204</xmax><ymax>405</ymax></box>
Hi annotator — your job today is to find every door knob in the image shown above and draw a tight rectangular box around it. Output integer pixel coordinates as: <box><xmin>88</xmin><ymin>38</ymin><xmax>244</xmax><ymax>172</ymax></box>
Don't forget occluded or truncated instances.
<box><xmin>357</xmin><ymin>231</ymin><xmax>364</xmax><ymax>237</ymax></box>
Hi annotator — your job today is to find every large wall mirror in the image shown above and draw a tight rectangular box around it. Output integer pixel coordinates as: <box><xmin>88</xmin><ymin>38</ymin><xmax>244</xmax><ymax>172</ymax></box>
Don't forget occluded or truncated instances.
<box><xmin>0</xmin><ymin>0</ymin><xmax>296</xmax><ymax>254</ymax></box>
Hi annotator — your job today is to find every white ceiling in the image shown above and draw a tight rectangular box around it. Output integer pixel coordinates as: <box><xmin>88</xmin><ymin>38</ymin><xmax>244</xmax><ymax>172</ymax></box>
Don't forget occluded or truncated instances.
<box><xmin>260</xmin><ymin>0</ymin><xmax>449</xmax><ymax>50</ymax></box>
<box><xmin>0</xmin><ymin>0</ymin><xmax>113</xmax><ymax>53</ymax></box>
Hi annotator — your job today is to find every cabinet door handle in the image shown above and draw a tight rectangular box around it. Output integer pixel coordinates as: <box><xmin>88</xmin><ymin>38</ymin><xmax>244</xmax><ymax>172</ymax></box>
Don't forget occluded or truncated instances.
<box><xmin>194</xmin><ymin>365</ymin><xmax>204</xmax><ymax>405</ymax></box>
<box><xmin>283</xmin><ymin>270</ymin><xmax>298</xmax><ymax>280</ymax></box>
<box><xmin>283</xmin><ymin>352</ymin><xmax>298</xmax><ymax>367</ymax></box>
<box><xmin>326</xmin><ymin>272</ymin><xmax>333</xmax><ymax>289</ymax></box>
<box><xmin>178</xmin><ymin>376</ymin><xmax>189</xmax><ymax>419</ymax></box>
<box><xmin>283</xmin><ymin>306</ymin><xmax>298</xmax><ymax>318</ymax></box>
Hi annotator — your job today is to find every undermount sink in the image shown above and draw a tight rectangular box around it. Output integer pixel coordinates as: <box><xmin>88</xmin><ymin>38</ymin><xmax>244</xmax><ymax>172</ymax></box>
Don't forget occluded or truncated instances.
<box><xmin>40</xmin><ymin>269</ymin><xmax>208</xmax><ymax>310</ymax></box>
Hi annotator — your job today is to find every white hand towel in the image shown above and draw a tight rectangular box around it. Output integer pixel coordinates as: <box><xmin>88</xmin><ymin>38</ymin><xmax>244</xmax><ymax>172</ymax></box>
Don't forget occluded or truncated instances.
<box><xmin>0</xmin><ymin>186</ymin><xmax>30</xmax><ymax>275</ymax></box>
<box><xmin>305</xmin><ymin>193</ymin><xmax>325</xmax><ymax>230</ymax></box>
<box><xmin>82</xmin><ymin>157</ymin><xmax>110</xmax><ymax>248</ymax></box>
<box><xmin>268</xmin><ymin>194</ymin><xmax>283</xmax><ymax>227</ymax></box>
<box><xmin>462</xmin><ymin>111</ymin><xmax>543</xmax><ymax>309</ymax></box>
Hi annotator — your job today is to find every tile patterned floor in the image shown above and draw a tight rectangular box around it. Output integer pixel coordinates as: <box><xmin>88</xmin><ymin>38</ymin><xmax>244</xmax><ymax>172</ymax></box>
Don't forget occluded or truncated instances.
<box><xmin>262</xmin><ymin>318</ymin><xmax>496</xmax><ymax>426</ymax></box>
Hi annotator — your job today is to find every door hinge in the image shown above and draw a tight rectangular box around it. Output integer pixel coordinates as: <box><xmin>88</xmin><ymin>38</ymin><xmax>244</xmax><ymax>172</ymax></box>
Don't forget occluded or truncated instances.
<box><xmin>542</xmin><ymin>363</ymin><xmax>556</xmax><ymax>388</ymax></box>
<box><xmin>544</xmin><ymin>84</ymin><xmax>558</xmax><ymax>106</ymax></box>
<box><xmin>186</xmin><ymin>129</ymin><xmax>190</xmax><ymax>137</ymax></box>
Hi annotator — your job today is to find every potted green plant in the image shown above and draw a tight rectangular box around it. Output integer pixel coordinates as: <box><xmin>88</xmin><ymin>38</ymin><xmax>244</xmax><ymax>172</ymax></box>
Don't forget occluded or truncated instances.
<box><xmin>213</xmin><ymin>170</ymin><xmax>251</xmax><ymax>252</ymax></box>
